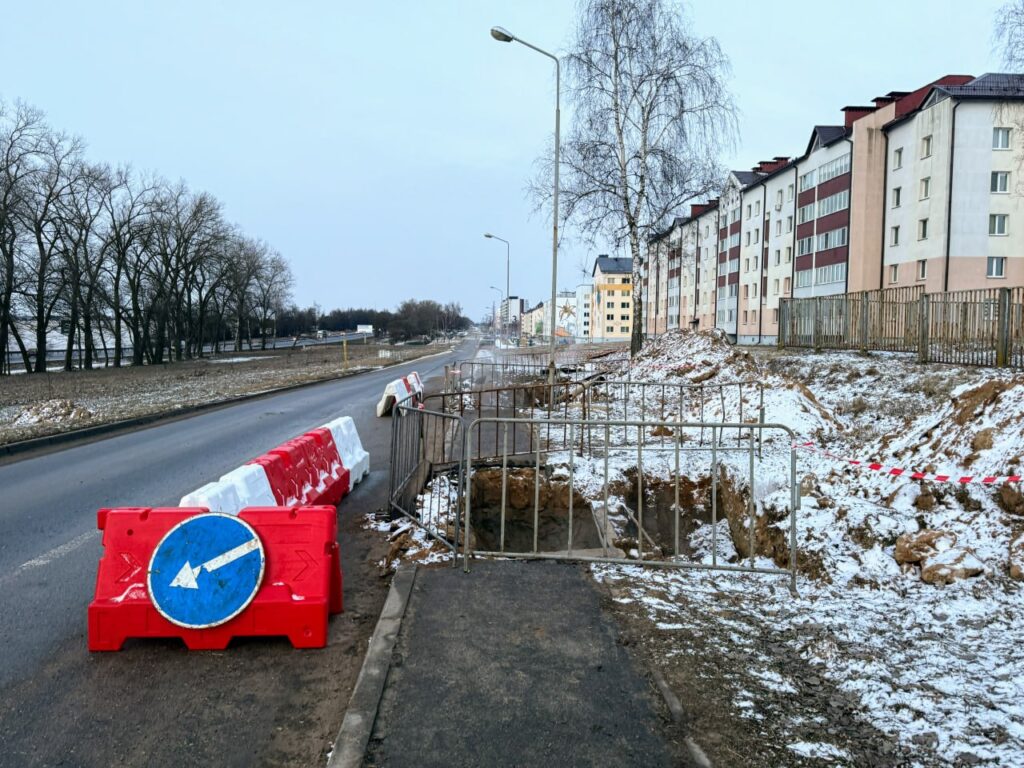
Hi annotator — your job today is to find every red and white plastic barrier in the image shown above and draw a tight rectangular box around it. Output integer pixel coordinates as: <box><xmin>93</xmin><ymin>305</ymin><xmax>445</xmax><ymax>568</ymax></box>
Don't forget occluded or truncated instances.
<box><xmin>179</xmin><ymin>416</ymin><xmax>370</xmax><ymax>513</ymax></box>
<box><xmin>88</xmin><ymin>506</ymin><xmax>341</xmax><ymax>651</ymax></box>
<box><xmin>375</xmin><ymin>370</ymin><xmax>424</xmax><ymax>416</ymax></box>
<box><xmin>796</xmin><ymin>441</ymin><xmax>1022</xmax><ymax>485</ymax></box>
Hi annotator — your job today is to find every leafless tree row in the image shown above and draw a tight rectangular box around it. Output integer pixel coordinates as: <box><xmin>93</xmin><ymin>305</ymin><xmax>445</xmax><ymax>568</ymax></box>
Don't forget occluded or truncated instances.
<box><xmin>0</xmin><ymin>99</ymin><xmax>293</xmax><ymax>374</ymax></box>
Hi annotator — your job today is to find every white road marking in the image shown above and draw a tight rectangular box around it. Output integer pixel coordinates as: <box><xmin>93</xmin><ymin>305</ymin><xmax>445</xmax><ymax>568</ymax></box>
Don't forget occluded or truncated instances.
<box><xmin>0</xmin><ymin>530</ymin><xmax>99</xmax><ymax>586</ymax></box>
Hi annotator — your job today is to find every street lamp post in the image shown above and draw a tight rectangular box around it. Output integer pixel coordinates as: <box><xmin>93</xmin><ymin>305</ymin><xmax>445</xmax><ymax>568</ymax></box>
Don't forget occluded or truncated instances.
<box><xmin>490</xmin><ymin>25</ymin><xmax>559</xmax><ymax>383</ymax></box>
<box><xmin>483</xmin><ymin>233</ymin><xmax>511</xmax><ymax>315</ymax></box>
<box><xmin>490</xmin><ymin>286</ymin><xmax>504</xmax><ymax>337</ymax></box>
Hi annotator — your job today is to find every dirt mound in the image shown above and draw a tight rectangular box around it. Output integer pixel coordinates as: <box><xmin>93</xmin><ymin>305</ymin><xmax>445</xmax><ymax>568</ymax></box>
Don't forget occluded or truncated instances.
<box><xmin>627</xmin><ymin>329</ymin><xmax>760</xmax><ymax>384</ymax></box>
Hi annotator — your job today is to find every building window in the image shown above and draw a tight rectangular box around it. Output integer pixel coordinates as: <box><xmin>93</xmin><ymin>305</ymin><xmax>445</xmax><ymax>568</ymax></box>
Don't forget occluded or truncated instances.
<box><xmin>918</xmin><ymin>218</ymin><xmax>928</xmax><ymax>240</ymax></box>
<box><xmin>620</xmin><ymin>326</ymin><xmax>628</xmax><ymax>333</ymax></box>
<box><xmin>920</xmin><ymin>177</ymin><xmax>931</xmax><ymax>199</ymax></box>
<box><xmin>606</xmin><ymin>313</ymin><xmax>614</xmax><ymax>320</ymax></box>
<box><xmin>892</xmin><ymin>187</ymin><xmax>901</xmax><ymax>207</ymax></box>
<box><xmin>817</xmin><ymin>154</ymin><xmax>851</xmax><ymax>183</ymax></box>
<box><xmin>992</xmin><ymin>171</ymin><xmax>1010</xmax><ymax>193</ymax></box>
<box><xmin>795</xmin><ymin>269</ymin><xmax>812</xmax><ymax>288</ymax></box>
<box><xmin>917</xmin><ymin>259</ymin><xmax>927</xmax><ymax>280</ymax></box>
<box><xmin>787</xmin><ymin>183</ymin><xmax>795</xmax><ymax>200</ymax></box>
<box><xmin>890</xmin><ymin>226</ymin><xmax>900</xmax><ymax>246</ymax></box>
<box><xmin>893</xmin><ymin>147</ymin><xmax>903</xmax><ymax>169</ymax></box>
<box><xmin>606</xmin><ymin>326</ymin><xmax>613</xmax><ymax>333</ymax></box>
<box><xmin>786</xmin><ymin>215</ymin><xmax>793</xmax><ymax>232</ymax></box>
<box><xmin>797</xmin><ymin>236</ymin><xmax>815</xmax><ymax>256</ymax></box>
<box><xmin>921</xmin><ymin>135</ymin><xmax>933</xmax><ymax>158</ymax></box>
<box><xmin>752</xmin><ymin>282</ymin><xmax>758</xmax><ymax>298</ymax></box>
<box><xmin>743</xmin><ymin>258</ymin><xmax>749</xmax><ymax>273</ymax></box>
<box><xmin>988</xmin><ymin>256</ymin><xmax>1006</xmax><ymax>278</ymax></box>
<box><xmin>798</xmin><ymin>169</ymin><xmax>816</xmax><ymax>191</ymax></box>
<box><xmin>814</xmin><ymin>262</ymin><xmax>847</xmax><ymax>286</ymax></box>
<box><xmin>776</xmin><ymin>190</ymin><xmax>783</xmax><ymax>207</ymax></box>
<box><xmin>775</xmin><ymin>220</ymin><xmax>782</xmax><ymax>236</ymax></box>
<box><xmin>773</xmin><ymin>308</ymin><xmax>779</xmax><ymax>323</ymax></box>
<box><xmin>817</xmin><ymin>189</ymin><xmax>850</xmax><ymax>218</ymax></box>
<box><xmin>798</xmin><ymin>202</ymin><xmax>816</xmax><ymax>225</ymax></box>
<box><xmin>753</xmin><ymin>228</ymin><xmax>759</xmax><ymax>244</ymax></box>
<box><xmin>773</xmin><ymin>278</ymin><xmax>779</xmax><ymax>294</ymax></box>
<box><xmin>745</xmin><ymin>204</ymin><xmax>751</xmax><ymax>219</ymax></box>
<box><xmin>994</xmin><ymin>127</ymin><xmax>1011</xmax><ymax>150</ymax></box>
<box><xmin>890</xmin><ymin>264</ymin><xmax>899</xmax><ymax>283</ymax></box>
<box><xmin>755</xmin><ymin>201</ymin><xmax>761</xmax><ymax>216</ymax></box>
<box><xmin>743</xmin><ymin>285</ymin><xmax>748</xmax><ymax>299</ymax></box>
<box><xmin>620</xmin><ymin>301</ymin><xmax>629</xmax><ymax>308</ymax></box>
<box><xmin>990</xmin><ymin>214</ymin><xmax>1009</xmax><ymax>236</ymax></box>
<box><xmin>774</xmin><ymin>249</ymin><xmax>781</xmax><ymax>266</ymax></box>
<box><xmin>816</xmin><ymin>227</ymin><xmax>848</xmax><ymax>251</ymax></box>
<box><xmin>744</xmin><ymin>232</ymin><xmax>750</xmax><ymax>246</ymax></box>
<box><xmin>783</xmin><ymin>277</ymin><xmax>791</xmax><ymax>293</ymax></box>
<box><xmin>785</xmin><ymin>246</ymin><xmax>792</xmax><ymax>263</ymax></box>
<box><xmin>742</xmin><ymin>310</ymin><xmax>748</xmax><ymax>323</ymax></box>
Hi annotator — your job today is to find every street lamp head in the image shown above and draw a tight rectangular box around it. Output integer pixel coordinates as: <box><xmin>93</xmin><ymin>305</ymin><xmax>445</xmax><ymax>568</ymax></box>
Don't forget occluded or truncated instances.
<box><xmin>490</xmin><ymin>26</ymin><xmax>514</xmax><ymax>43</ymax></box>
<box><xmin>484</xmin><ymin>232</ymin><xmax>493</xmax><ymax>239</ymax></box>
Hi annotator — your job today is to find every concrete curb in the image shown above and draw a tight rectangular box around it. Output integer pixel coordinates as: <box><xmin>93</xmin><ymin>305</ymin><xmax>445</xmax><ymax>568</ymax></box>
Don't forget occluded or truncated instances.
<box><xmin>328</xmin><ymin>564</ymin><xmax>417</xmax><ymax>768</ymax></box>
<box><xmin>0</xmin><ymin>348</ymin><xmax>454</xmax><ymax>462</ymax></box>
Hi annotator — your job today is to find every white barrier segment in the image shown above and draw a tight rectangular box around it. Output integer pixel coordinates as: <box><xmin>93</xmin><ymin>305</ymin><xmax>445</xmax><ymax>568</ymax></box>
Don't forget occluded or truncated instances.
<box><xmin>324</xmin><ymin>416</ymin><xmax>370</xmax><ymax>486</ymax></box>
<box><xmin>179</xmin><ymin>479</ymin><xmax>244</xmax><ymax>515</ymax></box>
<box><xmin>219</xmin><ymin>464</ymin><xmax>277</xmax><ymax>508</ymax></box>
<box><xmin>407</xmin><ymin>371</ymin><xmax>423</xmax><ymax>395</ymax></box>
<box><xmin>375</xmin><ymin>376</ymin><xmax>412</xmax><ymax>417</ymax></box>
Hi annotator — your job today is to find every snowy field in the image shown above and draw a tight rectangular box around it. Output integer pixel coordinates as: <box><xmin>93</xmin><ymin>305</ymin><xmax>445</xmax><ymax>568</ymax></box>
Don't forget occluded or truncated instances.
<box><xmin>384</xmin><ymin>330</ymin><xmax>1023</xmax><ymax>766</ymax></box>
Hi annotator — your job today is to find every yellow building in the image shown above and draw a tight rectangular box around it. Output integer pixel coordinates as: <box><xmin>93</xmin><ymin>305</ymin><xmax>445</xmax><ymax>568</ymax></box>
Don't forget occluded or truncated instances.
<box><xmin>590</xmin><ymin>256</ymin><xmax>633</xmax><ymax>341</ymax></box>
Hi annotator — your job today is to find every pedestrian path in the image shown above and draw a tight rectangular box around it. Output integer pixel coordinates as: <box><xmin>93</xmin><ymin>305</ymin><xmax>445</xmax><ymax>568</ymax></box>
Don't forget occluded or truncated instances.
<box><xmin>364</xmin><ymin>560</ymin><xmax>682</xmax><ymax>767</ymax></box>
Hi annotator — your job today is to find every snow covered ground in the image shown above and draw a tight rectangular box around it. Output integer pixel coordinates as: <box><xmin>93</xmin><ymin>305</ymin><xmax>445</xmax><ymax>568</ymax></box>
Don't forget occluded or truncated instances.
<box><xmin>386</xmin><ymin>329</ymin><xmax>1023</xmax><ymax>766</ymax></box>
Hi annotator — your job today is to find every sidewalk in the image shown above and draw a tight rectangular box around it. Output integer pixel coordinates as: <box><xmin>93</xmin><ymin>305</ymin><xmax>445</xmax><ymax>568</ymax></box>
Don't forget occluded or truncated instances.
<box><xmin>361</xmin><ymin>560</ymin><xmax>689</xmax><ymax>767</ymax></box>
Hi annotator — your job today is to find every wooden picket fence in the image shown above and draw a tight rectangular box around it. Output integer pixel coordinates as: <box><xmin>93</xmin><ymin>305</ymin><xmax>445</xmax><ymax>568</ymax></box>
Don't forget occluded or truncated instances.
<box><xmin>779</xmin><ymin>285</ymin><xmax>1024</xmax><ymax>368</ymax></box>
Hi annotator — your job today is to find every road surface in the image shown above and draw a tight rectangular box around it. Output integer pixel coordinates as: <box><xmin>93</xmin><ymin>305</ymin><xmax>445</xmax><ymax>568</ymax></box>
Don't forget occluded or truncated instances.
<box><xmin>0</xmin><ymin>340</ymin><xmax>472</xmax><ymax>767</ymax></box>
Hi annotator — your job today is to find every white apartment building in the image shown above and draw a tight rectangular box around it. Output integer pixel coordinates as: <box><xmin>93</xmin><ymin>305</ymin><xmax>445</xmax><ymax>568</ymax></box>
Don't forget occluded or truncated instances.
<box><xmin>883</xmin><ymin>74</ymin><xmax>1024</xmax><ymax>290</ymax></box>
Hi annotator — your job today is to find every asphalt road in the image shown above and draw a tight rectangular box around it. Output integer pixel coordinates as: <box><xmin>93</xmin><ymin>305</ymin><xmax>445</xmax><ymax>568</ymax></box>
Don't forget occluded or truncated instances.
<box><xmin>0</xmin><ymin>339</ymin><xmax>472</xmax><ymax>766</ymax></box>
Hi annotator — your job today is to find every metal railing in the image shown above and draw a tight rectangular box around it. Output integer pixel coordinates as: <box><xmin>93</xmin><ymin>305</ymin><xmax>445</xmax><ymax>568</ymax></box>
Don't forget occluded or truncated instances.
<box><xmin>460</xmin><ymin>417</ymin><xmax>799</xmax><ymax>593</ymax></box>
<box><xmin>388</xmin><ymin>395</ymin><xmax>464</xmax><ymax>558</ymax></box>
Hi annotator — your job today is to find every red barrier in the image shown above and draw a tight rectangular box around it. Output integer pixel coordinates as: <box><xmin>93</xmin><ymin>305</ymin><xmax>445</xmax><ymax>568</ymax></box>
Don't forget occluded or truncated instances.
<box><xmin>88</xmin><ymin>506</ymin><xmax>343</xmax><ymax>651</ymax></box>
<box><xmin>249</xmin><ymin>432</ymin><xmax>351</xmax><ymax>508</ymax></box>
<box><xmin>305</xmin><ymin>428</ymin><xmax>350</xmax><ymax>505</ymax></box>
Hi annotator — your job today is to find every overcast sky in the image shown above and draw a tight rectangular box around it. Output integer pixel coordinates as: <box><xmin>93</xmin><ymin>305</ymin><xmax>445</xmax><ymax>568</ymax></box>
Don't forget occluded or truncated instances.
<box><xmin>0</xmin><ymin>1</ymin><xmax>1005</xmax><ymax>320</ymax></box>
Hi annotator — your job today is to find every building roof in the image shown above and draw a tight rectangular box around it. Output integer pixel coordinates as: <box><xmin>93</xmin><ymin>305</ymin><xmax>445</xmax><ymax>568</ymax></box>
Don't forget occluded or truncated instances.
<box><xmin>934</xmin><ymin>72</ymin><xmax>1024</xmax><ymax>99</ymax></box>
<box><xmin>592</xmin><ymin>256</ymin><xmax>632</xmax><ymax>276</ymax></box>
<box><xmin>732</xmin><ymin>170</ymin><xmax>762</xmax><ymax>186</ymax></box>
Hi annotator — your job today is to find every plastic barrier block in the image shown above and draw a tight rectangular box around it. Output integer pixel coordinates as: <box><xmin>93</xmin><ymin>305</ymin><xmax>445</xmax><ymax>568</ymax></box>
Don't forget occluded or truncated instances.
<box><xmin>270</xmin><ymin>439</ymin><xmax>318</xmax><ymax>504</ymax></box>
<box><xmin>179</xmin><ymin>479</ymin><xmax>242</xmax><ymax>515</ymax></box>
<box><xmin>376</xmin><ymin>376</ymin><xmax>412</xmax><ymax>417</ymax></box>
<box><xmin>306</xmin><ymin>428</ymin><xmax>350</xmax><ymax>504</ymax></box>
<box><xmin>88</xmin><ymin>506</ymin><xmax>342</xmax><ymax>651</ymax></box>
<box><xmin>219</xmin><ymin>464</ymin><xmax>277</xmax><ymax>509</ymax></box>
<box><xmin>249</xmin><ymin>453</ymin><xmax>295</xmax><ymax>506</ymax></box>
<box><xmin>323</xmin><ymin>416</ymin><xmax>370</xmax><ymax>486</ymax></box>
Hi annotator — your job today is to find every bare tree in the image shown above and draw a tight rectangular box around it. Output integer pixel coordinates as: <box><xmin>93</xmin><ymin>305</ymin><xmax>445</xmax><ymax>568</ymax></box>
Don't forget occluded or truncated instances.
<box><xmin>252</xmin><ymin>249</ymin><xmax>292</xmax><ymax>349</ymax></box>
<box><xmin>533</xmin><ymin>0</ymin><xmax>736</xmax><ymax>354</ymax></box>
<box><xmin>996</xmin><ymin>1</ymin><xmax>1024</xmax><ymax>68</ymax></box>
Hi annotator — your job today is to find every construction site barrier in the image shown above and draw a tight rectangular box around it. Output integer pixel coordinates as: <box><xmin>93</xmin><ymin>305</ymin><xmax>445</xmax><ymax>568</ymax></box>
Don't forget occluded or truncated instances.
<box><xmin>177</xmin><ymin>417</ymin><xmax>369</xmax><ymax>513</ymax></box>
<box><xmin>88</xmin><ymin>506</ymin><xmax>342</xmax><ymax>651</ymax></box>
<box><xmin>376</xmin><ymin>371</ymin><xmax>423</xmax><ymax>416</ymax></box>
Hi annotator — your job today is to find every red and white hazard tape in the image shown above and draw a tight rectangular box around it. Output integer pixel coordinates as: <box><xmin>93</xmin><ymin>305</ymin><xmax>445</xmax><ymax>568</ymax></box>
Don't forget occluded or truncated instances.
<box><xmin>795</xmin><ymin>441</ymin><xmax>1022</xmax><ymax>485</ymax></box>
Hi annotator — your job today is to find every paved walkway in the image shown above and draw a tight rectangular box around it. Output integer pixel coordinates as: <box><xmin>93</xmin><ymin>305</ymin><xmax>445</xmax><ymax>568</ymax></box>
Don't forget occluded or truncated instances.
<box><xmin>365</xmin><ymin>560</ymin><xmax>685</xmax><ymax>767</ymax></box>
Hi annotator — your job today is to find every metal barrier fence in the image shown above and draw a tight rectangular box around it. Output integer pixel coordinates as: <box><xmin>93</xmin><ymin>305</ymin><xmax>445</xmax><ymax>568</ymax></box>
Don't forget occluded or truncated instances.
<box><xmin>779</xmin><ymin>285</ymin><xmax>1024</xmax><ymax>367</ymax></box>
<box><xmin>424</xmin><ymin>378</ymin><xmax>764</xmax><ymax>462</ymax></box>
<box><xmin>388</xmin><ymin>396</ymin><xmax>464</xmax><ymax>558</ymax></box>
<box><xmin>460</xmin><ymin>418</ymin><xmax>799</xmax><ymax>593</ymax></box>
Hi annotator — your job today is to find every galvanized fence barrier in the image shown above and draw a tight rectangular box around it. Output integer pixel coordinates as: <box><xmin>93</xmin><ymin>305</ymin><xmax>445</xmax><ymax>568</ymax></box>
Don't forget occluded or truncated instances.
<box><xmin>459</xmin><ymin>417</ymin><xmax>799</xmax><ymax>593</ymax></box>
<box><xmin>388</xmin><ymin>396</ymin><xmax>465</xmax><ymax>560</ymax></box>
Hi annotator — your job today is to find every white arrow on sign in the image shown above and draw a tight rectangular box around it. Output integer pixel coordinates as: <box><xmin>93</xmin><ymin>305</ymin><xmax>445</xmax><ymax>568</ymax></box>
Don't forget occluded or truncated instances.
<box><xmin>169</xmin><ymin>538</ymin><xmax>260</xmax><ymax>590</ymax></box>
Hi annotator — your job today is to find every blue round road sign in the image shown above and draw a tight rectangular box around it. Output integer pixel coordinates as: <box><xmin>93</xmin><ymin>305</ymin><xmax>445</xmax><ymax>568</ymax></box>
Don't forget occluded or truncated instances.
<box><xmin>148</xmin><ymin>513</ymin><xmax>266</xmax><ymax>629</ymax></box>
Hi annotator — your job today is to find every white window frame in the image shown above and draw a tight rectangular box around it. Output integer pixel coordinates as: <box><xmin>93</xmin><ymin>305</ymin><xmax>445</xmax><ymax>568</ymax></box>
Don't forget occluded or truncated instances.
<box><xmin>889</xmin><ymin>264</ymin><xmax>899</xmax><ymax>284</ymax></box>
<box><xmin>987</xmin><ymin>256</ymin><xmax>1006</xmax><ymax>278</ymax></box>
<box><xmin>920</xmin><ymin>177</ymin><xmax>931</xmax><ymax>200</ymax></box>
<box><xmin>918</xmin><ymin>218</ymin><xmax>928</xmax><ymax>241</ymax></box>
<box><xmin>892</xmin><ymin>187</ymin><xmax>901</xmax><ymax>207</ymax></box>
<box><xmin>990</xmin><ymin>214</ymin><xmax>1009</xmax><ymax>236</ymax></box>
<box><xmin>917</xmin><ymin>259</ymin><xmax>927</xmax><ymax>280</ymax></box>
<box><xmin>921</xmin><ymin>135</ymin><xmax>933</xmax><ymax>158</ymax></box>
<box><xmin>890</xmin><ymin>226</ymin><xmax>900</xmax><ymax>246</ymax></box>
<box><xmin>893</xmin><ymin>147</ymin><xmax>903</xmax><ymax>169</ymax></box>
<box><xmin>991</xmin><ymin>171</ymin><xmax>1010</xmax><ymax>193</ymax></box>
<box><xmin>994</xmin><ymin>127</ymin><xmax>1011</xmax><ymax>150</ymax></box>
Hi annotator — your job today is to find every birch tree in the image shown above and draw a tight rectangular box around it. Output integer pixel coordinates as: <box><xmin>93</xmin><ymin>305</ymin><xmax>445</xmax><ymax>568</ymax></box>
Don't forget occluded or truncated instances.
<box><xmin>536</xmin><ymin>0</ymin><xmax>736</xmax><ymax>355</ymax></box>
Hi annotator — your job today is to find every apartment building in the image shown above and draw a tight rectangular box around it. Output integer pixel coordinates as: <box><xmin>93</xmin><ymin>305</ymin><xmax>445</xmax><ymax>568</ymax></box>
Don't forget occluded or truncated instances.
<box><xmin>592</xmin><ymin>256</ymin><xmax>633</xmax><ymax>341</ymax></box>
<box><xmin>882</xmin><ymin>74</ymin><xmax>1024</xmax><ymax>290</ymax></box>
<box><xmin>639</xmin><ymin>72</ymin><xmax>1024</xmax><ymax>344</ymax></box>
<box><xmin>571</xmin><ymin>283</ymin><xmax>592</xmax><ymax>339</ymax></box>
